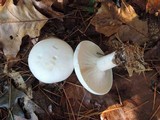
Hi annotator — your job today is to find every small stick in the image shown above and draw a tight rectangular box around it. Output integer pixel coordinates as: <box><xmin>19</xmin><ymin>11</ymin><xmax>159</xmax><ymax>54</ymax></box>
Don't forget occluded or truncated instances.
<box><xmin>115</xmin><ymin>83</ymin><xmax>122</xmax><ymax>105</ymax></box>
<box><xmin>152</xmin><ymin>84</ymin><xmax>157</xmax><ymax>110</ymax></box>
<box><xmin>63</xmin><ymin>88</ymin><xmax>76</xmax><ymax>120</ymax></box>
<box><xmin>150</xmin><ymin>105</ymin><xmax>160</xmax><ymax>120</ymax></box>
<box><xmin>125</xmin><ymin>100</ymin><xmax>149</xmax><ymax>113</ymax></box>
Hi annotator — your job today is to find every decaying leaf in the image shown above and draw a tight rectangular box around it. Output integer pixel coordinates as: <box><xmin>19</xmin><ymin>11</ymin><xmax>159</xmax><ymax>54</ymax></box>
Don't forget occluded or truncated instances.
<box><xmin>114</xmin><ymin>43</ymin><xmax>151</xmax><ymax>76</ymax></box>
<box><xmin>129</xmin><ymin>0</ymin><xmax>146</xmax><ymax>11</ymax></box>
<box><xmin>146</xmin><ymin>0</ymin><xmax>160</xmax><ymax>15</ymax></box>
<box><xmin>100</xmin><ymin>100</ymin><xmax>137</xmax><ymax>120</ymax></box>
<box><xmin>156</xmin><ymin>109</ymin><xmax>160</xmax><ymax>120</ymax></box>
<box><xmin>91</xmin><ymin>1</ymin><xmax>123</xmax><ymax>37</ymax></box>
<box><xmin>14</xmin><ymin>115</ymin><xmax>28</xmax><ymax>120</ymax></box>
<box><xmin>0</xmin><ymin>0</ymin><xmax>47</xmax><ymax>60</ymax></box>
<box><xmin>4</xmin><ymin>69</ymin><xmax>33</xmax><ymax>98</ymax></box>
<box><xmin>7</xmin><ymin>70</ymin><xmax>41</xmax><ymax>114</ymax></box>
<box><xmin>14</xmin><ymin>112</ymin><xmax>38</xmax><ymax>120</ymax></box>
<box><xmin>32</xmin><ymin>0</ymin><xmax>64</xmax><ymax>20</ymax></box>
<box><xmin>0</xmin><ymin>85</ymin><xmax>25</xmax><ymax>109</ymax></box>
<box><xmin>0</xmin><ymin>84</ymin><xmax>29</xmax><ymax>119</ymax></box>
<box><xmin>8</xmin><ymin>70</ymin><xmax>27</xmax><ymax>90</ymax></box>
<box><xmin>18</xmin><ymin>92</ymin><xmax>44</xmax><ymax>119</ymax></box>
<box><xmin>63</xmin><ymin>79</ymin><xmax>92</xmax><ymax>112</ymax></box>
<box><xmin>0</xmin><ymin>0</ymin><xmax>6</xmax><ymax>6</ymax></box>
<box><xmin>144</xmin><ymin>41</ymin><xmax>160</xmax><ymax>60</ymax></box>
<box><xmin>91</xmin><ymin>0</ymin><xmax>148</xmax><ymax>45</ymax></box>
<box><xmin>2</xmin><ymin>70</ymin><xmax>43</xmax><ymax>119</ymax></box>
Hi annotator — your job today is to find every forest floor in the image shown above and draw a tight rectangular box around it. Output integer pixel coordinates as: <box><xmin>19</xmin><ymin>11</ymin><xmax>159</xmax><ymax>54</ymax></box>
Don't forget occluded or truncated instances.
<box><xmin>0</xmin><ymin>0</ymin><xmax>160</xmax><ymax>120</ymax></box>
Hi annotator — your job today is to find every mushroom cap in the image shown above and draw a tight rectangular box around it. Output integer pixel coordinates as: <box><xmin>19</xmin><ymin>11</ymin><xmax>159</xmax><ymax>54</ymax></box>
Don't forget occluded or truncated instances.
<box><xmin>74</xmin><ymin>41</ymin><xmax>113</xmax><ymax>95</ymax></box>
<box><xmin>28</xmin><ymin>37</ymin><xmax>73</xmax><ymax>83</ymax></box>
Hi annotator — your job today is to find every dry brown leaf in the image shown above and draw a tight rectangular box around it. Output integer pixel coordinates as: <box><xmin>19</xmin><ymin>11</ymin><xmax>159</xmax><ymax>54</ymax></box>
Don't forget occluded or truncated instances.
<box><xmin>100</xmin><ymin>100</ymin><xmax>137</xmax><ymax>120</ymax></box>
<box><xmin>146</xmin><ymin>0</ymin><xmax>160</xmax><ymax>15</ymax></box>
<box><xmin>14</xmin><ymin>113</ymin><xmax>38</xmax><ymax>120</ymax></box>
<box><xmin>0</xmin><ymin>0</ymin><xmax>6</xmax><ymax>6</ymax></box>
<box><xmin>91</xmin><ymin>0</ymin><xmax>148</xmax><ymax>44</ymax></box>
<box><xmin>91</xmin><ymin>1</ymin><xmax>123</xmax><ymax>36</ymax></box>
<box><xmin>144</xmin><ymin>41</ymin><xmax>160</xmax><ymax>60</ymax></box>
<box><xmin>129</xmin><ymin>0</ymin><xmax>146</xmax><ymax>11</ymax></box>
<box><xmin>156</xmin><ymin>109</ymin><xmax>160</xmax><ymax>120</ymax></box>
<box><xmin>0</xmin><ymin>0</ymin><xmax>47</xmax><ymax>59</ymax></box>
<box><xmin>32</xmin><ymin>0</ymin><xmax>64</xmax><ymax>20</ymax></box>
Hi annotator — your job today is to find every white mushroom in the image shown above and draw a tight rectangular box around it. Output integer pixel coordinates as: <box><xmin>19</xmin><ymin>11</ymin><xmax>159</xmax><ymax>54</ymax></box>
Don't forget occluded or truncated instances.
<box><xmin>74</xmin><ymin>41</ymin><xmax>117</xmax><ymax>95</ymax></box>
<box><xmin>28</xmin><ymin>37</ymin><xmax>74</xmax><ymax>83</ymax></box>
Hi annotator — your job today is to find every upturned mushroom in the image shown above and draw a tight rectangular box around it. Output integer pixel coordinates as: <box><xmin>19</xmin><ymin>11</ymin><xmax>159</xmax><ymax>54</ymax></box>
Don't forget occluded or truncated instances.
<box><xmin>74</xmin><ymin>41</ymin><xmax>117</xmax><ymax>95</ymax></box>
<box><xmin>28</xmin><ymin>37</ymin><xmax>74</xmax><ymax>83</ymax></box>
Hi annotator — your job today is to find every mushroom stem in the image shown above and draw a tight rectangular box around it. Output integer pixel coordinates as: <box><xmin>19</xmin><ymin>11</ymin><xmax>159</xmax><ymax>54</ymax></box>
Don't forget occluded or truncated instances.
<box><xmin>97</xmin><ymin>52</ymin><xmax>117</xmax><ymax>71</ymax></box>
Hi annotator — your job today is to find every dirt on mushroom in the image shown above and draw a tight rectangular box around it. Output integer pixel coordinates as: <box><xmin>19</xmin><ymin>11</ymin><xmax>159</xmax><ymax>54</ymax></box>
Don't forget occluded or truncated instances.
<box><xmin>114</xmin><ymin>43</ymin><xmax>151</xmax><ymax>76</ymax></box>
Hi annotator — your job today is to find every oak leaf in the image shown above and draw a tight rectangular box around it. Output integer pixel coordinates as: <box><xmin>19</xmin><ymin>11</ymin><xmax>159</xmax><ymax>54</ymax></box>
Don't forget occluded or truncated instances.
<box><xmin>0</xmin><ymin>0</ymin><xmax>47</xmax><ymax>59</ymax></box>
<box><xmin>91</xmin><ymin>0</ymin><xmax>148</xmax><ymax>45</ymax></box>
<box><xmin>32</xmin><ymin>0</ymin><xmax>64</xmax><ymax>20</ymax></box>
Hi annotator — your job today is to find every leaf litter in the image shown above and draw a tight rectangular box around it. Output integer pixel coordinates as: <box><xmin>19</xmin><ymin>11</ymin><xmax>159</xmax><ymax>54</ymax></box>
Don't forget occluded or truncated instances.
<box><xmin>32</xmin><ymin>0</ymin><xmax>64</xmax><ymax>20</ymax></box>
<box><xmin>0</xmin><ymin>0</ymin><xmax>47</xmax><ymax>61</ymax></box>
<box><xmin>91</xmin><ymin>0</ymin><xmax>148</xmax><ymax>45</ymax></box>
<box><xmin>0</xmin><ymin>0</ymin><xmax>160</xmax><ymax>120</ymax></box>
<box><xmin>0</xmin><ymin>69</ymin><xmax>44</xmax><ymax>120</ymax></box>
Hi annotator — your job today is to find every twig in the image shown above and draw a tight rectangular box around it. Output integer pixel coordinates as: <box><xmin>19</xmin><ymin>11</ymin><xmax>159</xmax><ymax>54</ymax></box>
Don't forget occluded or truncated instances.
<box><xmin>78</xmin><ymin>10</ymin><xmax>86</xmax><ymax>27</ymax></box>
<box><xmin>77</xmin><ymin>91</ymin><xmax>86</xmax><ymax>119</ymax></box>
<box><xmin>66</xmin><ymin>81</ymin><xmax>82</xmax><ymax>88</ymax></box>
<box><xmin>114</xmin><ymin>72</ymin><xmax>131</xmax><ymax>81</ymax></box>
<box><xmin>63</xmin><ymin>88</ymin><xmax>76</xmax><ymax>120</ymax></box>
<box><xmin>40</xmin><ymin>88</ymin><xmax>59</xmax><ymax>106</ymax></box>
<box><xmin>115</xmin><ymin>33</ymin><xmax>124</xmax><ymax>44</ymax></box>
<box><xmin>142</xmin><ymin>72</ymin><xmax>149</xmax><ymax>84</ymax></box>
<box><xmin>83</xmin><ymin>16</ymin><xmax>94</xmax><ymax>33</ymax></box>
<box><xmin>78</xmin><ymin>109</ymin><xmax>101</xmax><ymax>120</ymax></box>
<box><xmin>115</xmin><ymin>83</ymin><xmax>122</xmax><ymax>105</ymax></box>
<box><xmin>150</xmin><ymin>105</ymin><xmax>160</xmax><ymax>120</ymax></box>
<box><xmin>43</xmin><ymin>88</ymin><xmax>61</xmax><ymax>97</ymax></box>
<box><xmin>152</xmin><ymin>84</ymin><xmax>157</xmax><ymax>110</ymax></box>
<box><xmin>125</xmin><ymin>100</ymin><xmax>149</xmax><ymax>113</ymax></box>
<box><xmin>65</xmin><ymin>111</ymin><xmax>99</xmax><ymax>120</ymax></box>
<box><xmin>150</xmin><ymin>72</ymin><xmax>159</xmax><ymax>81</ymax></box>
<box><xmin>8</xmin><ymin>80</ymin><xmax>12</xmax><ymax>108</ymax></box>
<box><xmin>101</xmin><ymin>106</ymin><xmax>122</xmax><ymax>114</ymax></box>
